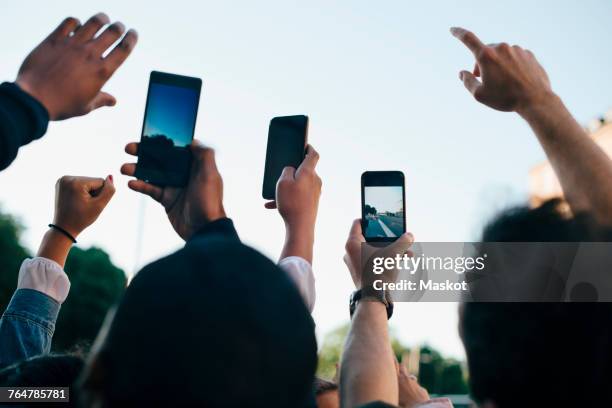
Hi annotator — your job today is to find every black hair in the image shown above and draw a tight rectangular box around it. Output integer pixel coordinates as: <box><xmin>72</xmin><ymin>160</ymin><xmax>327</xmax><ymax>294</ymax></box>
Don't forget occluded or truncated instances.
<box><xmin>0</xmin><ymin>353</ymin><xmax>84</xmax><ymax>407</ymax></box>
<box><xmin>480</xmin><ymin>199</ymin><xmax>612</xmax><ymax>242</ymax></box>
<box><xmin>79</xmin><ymin>228</ymin><xmax>317</xmax><ymax>407</ymax></box>
<box><xmin>462</xmin><ymin>199</ymin><xmax>612</xmax><ymax>407</ymax></box>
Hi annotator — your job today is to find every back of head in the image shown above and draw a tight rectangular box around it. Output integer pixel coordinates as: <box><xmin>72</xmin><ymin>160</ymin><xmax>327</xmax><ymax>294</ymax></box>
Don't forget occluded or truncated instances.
<box><xmin>461</xmin><ymin>199</ymin><xmax>612</xmax><ymax>406</ymax></box>
<box><xmin>79</xmin><ymin>236</ymin><xmax>317</xmax><ymax>407</ymax></box>
<box><xmin>480</xmin><ymin>199</ymin><xmax>612</xmax><ymax>242</ymax></box>
<box><xmin>0</xmin><ymin>353</ymin><xmax>84</xmax><ymax>388</ymax></box>
<box><xmin>460</xmin><ymin>302</ymin><xmax>612</xmax><ymax>407</ymax></box>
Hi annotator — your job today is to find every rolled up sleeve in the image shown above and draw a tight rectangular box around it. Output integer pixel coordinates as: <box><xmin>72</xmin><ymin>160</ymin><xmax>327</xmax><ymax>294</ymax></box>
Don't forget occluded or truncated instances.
<box><xmin>278</xmin><ymin>256</ymin><xmax>316</xmax><ymax>313</ymax></box>
<box><xmin>0</xmin><ymin>258</ymin><xmax>69</xmax><ymax>368</ymax></box>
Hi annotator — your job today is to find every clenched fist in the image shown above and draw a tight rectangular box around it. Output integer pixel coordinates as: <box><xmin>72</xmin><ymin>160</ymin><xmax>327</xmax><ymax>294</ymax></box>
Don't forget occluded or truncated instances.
<box><xmin>53</xmin><ymin>175</ymin><xmax>116</xmax><ymax>238</ymax></box>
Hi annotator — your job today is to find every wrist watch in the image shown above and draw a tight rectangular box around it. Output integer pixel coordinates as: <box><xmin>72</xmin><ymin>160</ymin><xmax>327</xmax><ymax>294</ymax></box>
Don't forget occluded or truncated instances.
<box><xmin>349</xmin><ymin>288</ymin><xmax>394</xmax><ymax>319</ymax></box>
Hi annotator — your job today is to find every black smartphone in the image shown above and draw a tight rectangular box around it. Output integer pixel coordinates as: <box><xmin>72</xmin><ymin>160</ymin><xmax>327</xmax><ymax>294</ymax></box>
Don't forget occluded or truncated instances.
<box><xmin>135</xmin><ymin>71</ymin><xmax>202</xmax><ymax>187</ymax></box>
<box><xmin>361</xmin><ymin>171</ymin><xmax>406</xmax><ymax>242</ymax></box>
<box><xmin>262</xmin><ymin>115</ymin><xmax>309</xmax><ymax>199</ymax></box>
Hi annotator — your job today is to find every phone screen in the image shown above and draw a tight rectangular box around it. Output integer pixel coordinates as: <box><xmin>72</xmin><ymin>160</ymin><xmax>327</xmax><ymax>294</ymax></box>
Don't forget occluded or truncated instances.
<box><xmin>262</xmin><ymin>115</ymin><xmax>308</xmax><ymax>199</ymax></box>
<box><xmin>136</xmin><ymin>71</ymin><xmax>201</xmax><ymax>186</ymax></box>
<box><xmin>362</xmin><ymin>171</ymin><xmax>406</xmax><ymax>242</ymax></box>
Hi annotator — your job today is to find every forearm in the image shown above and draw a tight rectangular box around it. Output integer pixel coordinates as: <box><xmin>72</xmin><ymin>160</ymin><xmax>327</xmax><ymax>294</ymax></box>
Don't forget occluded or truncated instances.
<box><xmin>280</xmin><ymin>224</ymin><xmax>315</xmax><ymax>264</ymax></box>
<box><xmin>37</xmin><ymin>228</ymin><xmax>73</xmax><ymax>268</ymax></box>
<box><xmin>0</xmin><ymin>289</ymin><xmax>60</xmax><ymax>368</ymax></box>
<box><xmin>340</xmin><ymin>302</ymin><xmax>398</xmax><ymax>407</ymax></box>
<box><xmin>520</xmin><ymin>94</ymin><xmax>612</xmax><ymax>222</ymax></box>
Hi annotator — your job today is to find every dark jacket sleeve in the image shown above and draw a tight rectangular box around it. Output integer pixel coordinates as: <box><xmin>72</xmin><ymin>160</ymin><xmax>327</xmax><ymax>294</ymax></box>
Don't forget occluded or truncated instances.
<box><xmin>0</xmin><ymin>82</ymin><xmax>49</xmax><ymax>171</ymax></box>
<box><xmin>188</xmin><ymin>217</ymin><xmax>240</xmax><ymax>245</ymax></box>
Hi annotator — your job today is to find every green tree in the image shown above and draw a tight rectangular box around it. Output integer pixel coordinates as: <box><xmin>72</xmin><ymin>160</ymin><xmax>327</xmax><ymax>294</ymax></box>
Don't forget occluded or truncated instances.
<box><xmin>317</xmin><ymin>324</ymin><xmax>468</xmax><ymax>396</ymax></box>
<box><xmin>0</xmin><ymin>210</ymin><xmax>30</xmax><ymax>311</ymax></box>
<box><xmin>316</xmin><ymin>323</ymin><xmax>410</xmax><ymax>380</ymax></box>
<box><xmin>53</xmin><ymin>247</ymin><xmax>126</xmax><ymax>351</ymax></box>
<box><xmin>0</xmin><ymin>207</ymin><xmax>126</xmax><ymax>353</ymax></box>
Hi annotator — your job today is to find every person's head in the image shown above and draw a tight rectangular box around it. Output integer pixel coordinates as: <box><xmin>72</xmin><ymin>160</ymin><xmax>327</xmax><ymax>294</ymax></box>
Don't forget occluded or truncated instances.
<box><xmin>0</xmin><ymin>353</ymin><xmax>84</xmax><ymax>407</ymax></box>
<box><xmin>460</xmin><ymin>302</ymin><xmax>612</xmax><ymax>407</ymax></box>
<box><xmin>78</xmin><ymin>235</ymin><xmax>317</xmax><ymax>407</ymax></box>
<box><xmin>479</xmin><ymin>199</ymin><xmax>612</xmax><ymax>242</ymax></box>
<box><xmin>460</xmin><ymin>200</ymin><xmax>612</xmax><ymax>407</ymax></box>
<box><xmin>313</xmin><ymin>377</ymin><xmax>339</xmax><ymax>408</ymax></box>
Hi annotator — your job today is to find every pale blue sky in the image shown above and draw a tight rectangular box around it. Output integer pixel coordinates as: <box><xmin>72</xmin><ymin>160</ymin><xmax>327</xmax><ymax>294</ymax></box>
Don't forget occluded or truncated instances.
<box><xmin>1</xmin><ymin>0</ymin><xmax>610</xmax><ymax>358</ymax></box>
<box><xmin>365</xmin><ymin>186</ymin><xmax>403</xmax><ymax>213</ymax></box>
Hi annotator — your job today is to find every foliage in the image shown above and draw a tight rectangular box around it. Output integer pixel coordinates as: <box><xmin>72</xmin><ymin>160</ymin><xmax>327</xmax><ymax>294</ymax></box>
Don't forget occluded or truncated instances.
<box><xmin>316</xmin><ymin>323</ymin><xmax>468</xmax><ymax>395</ymax></box>
<box><xmin>0</xmin><ymin>210</ymin><xmax>30</xmax><ymax>312</ymax></box>
<box><xmin>0</xmin><ymin>208</ymin><xmax>126</xmax><ymax>352</ymax></box>
<box><xmin>53</xmin><ymin>247</ymin><xmax>126</xmax><ymax>351</ymax></box>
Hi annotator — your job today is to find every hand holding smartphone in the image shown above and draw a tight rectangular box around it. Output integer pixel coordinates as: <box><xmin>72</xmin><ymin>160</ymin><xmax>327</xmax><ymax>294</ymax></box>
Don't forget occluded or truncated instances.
<box><xmin>135</xmin><ymin>71</ymin><xmax>202</xmax><ymax>187</ymax></box>
<box><xmin>361</xmin><ymin>171</ymin><xmax>406</xmax><ymax>242</ymax></box>
<box><xmin>262</xmin><ymin>115</ymin><xmax>309</xmax><ymax>200</ymax></box>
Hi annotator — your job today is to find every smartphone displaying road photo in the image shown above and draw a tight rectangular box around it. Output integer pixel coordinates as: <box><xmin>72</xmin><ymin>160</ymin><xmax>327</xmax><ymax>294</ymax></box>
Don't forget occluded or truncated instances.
<box><xmin>361</xmin><ymin>171</ymin><xmax>406</xmax><ymax>242</ymax></box>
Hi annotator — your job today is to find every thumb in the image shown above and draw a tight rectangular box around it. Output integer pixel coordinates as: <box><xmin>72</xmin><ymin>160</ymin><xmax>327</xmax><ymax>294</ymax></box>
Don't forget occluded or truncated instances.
<box><xmin>94</xmin><ymin>175</ymin><xmax>116</xmax><ymax>208</ymax></box>
<box><xmin>279</xmin><ymin>166</ymin><xmax>296</xmax><ymax>181</ymax></box>
<box><xmin>459</xmin><ymin>70</ymin><xmax>483</xmax><ymax>99</ymax></box>
<box><xmin>383</xmin><ymin>232</ymin><xmax>415</xmax><ymax>259</ymax></box>
<box><xmin>90</xmin><ymin>91</ymin><xmax>117</xmax><ymax>110</ymax></box>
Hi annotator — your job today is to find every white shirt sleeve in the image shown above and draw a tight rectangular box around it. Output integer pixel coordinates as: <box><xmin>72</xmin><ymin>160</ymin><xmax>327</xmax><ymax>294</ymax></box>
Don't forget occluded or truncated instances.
<box><xmin>17</xmin><ymin>257</ymin><xmax>70</xmax><ymax>304</ymax></box>
<box><xmin>278</xmin><ymin>256</ymin><xmax>315</xmax><ymax>313</ymax></box>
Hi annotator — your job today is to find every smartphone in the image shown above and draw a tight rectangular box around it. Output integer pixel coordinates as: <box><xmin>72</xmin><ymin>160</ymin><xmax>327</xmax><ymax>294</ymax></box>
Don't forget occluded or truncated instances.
<box><xmin>262</xmin><ymin>115</ymin><xmax>309</xmax><ymax>199</ymax></box>
<box><xmin>361</xmin><ymin>171</ymin><xmax>406</xmax><ymax>242</ymax></box>
<box><xmin>135</xmin><ymin>71</ymin><xmax>202</xmax><ymax>187</ymax></box>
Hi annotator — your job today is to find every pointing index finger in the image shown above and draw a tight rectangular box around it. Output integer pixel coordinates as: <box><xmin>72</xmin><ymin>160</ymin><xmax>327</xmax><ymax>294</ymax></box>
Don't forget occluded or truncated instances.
<box><xmin>451</xmin><ymin>27</ymin><xmax>485</xmax><ymax>57</ymax></box>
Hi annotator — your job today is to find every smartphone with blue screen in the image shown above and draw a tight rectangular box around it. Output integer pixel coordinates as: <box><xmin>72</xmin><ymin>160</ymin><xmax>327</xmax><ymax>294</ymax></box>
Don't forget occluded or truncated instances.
<box><xmin>135</xmin><ymin>71</ymin><xmax>202</xmax><ymax>186</ymax></box>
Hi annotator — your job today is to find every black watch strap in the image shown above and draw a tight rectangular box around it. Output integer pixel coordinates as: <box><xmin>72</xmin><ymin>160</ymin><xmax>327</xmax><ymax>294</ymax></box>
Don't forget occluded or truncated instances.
<box><xmin>349</xmin><ymin>288</ymin><xmax>394</xmax><ymax>319</ymax></box>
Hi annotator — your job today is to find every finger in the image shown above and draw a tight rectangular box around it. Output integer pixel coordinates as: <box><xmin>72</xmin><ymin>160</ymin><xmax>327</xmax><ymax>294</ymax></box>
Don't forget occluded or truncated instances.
<box><xmin>78</xmin><ymin>177</ymin><xmax>106</xmax><ymax>193</ymax></box>
<box><xmin>459</xmin><ymin>71</ymin><xmax>484</xmax><ymax>99</ymax></box>
<box><xmin>383</xmin><ymin>232</ymin><xmax>415</xmax><ymax>257</ymax></box>
<box><xmin>127</xmin><ymin>179</ymin><xmax>164</xmax><ymax>203</ymax></box>
<box><xmin>120</xmin><ymin>163</ymin><xmax>136</xmax><ymax>177</ymax></box>
<box><xmin>89</xmin><ymin>91</ymin><xmax>117</xmax><ymax>111</ymax></box>
<box><xmin>300</xmin><ymin>144</ymin><xmax>320</xmax><ymax>171</ymax></box>
<box><xmin>279</xmin><ymin>166</ymin><xmax>296</xmax><ymax>180</ymax></box>
<box><xmin>348</xmin><ymin>218</ymin><xmax>364</xmax><ymax>240</ymax></box>
<box><xmin>125</xmin><ymin>142</ymin><xmax>139</xmax><ymax>156</ymax></box>
<box><xmin>450</xmin><ymin>27</ymin><xmax>485</xmax><ymax>57</ymax></box>
<box><xmin>47</xmin><ymin>17</ymin><xmax>81</xmax><ymax>40</ymax></box>
<box><xmin>473</xmin><ymin>62</ymin><xmax>481</xmax><ymax>77</ymax></box>
<box><xmin>91</xmin><ymin>21</ymin><xmax>125</xmax><ymax>54</ymax></box>
<box><xmin>190</xmin><ymin>143</ymin><xmax>220</xmax><ymax>176</ymax></box>
<box><xmin>73</xmin><ymin>12</ymin><xmax>110</xmax><ymax>42</ymax></box>
<box><xmin>94</xmin><ymin>175</ymin><xmax>116</xmax><ymax>206</ymax></box>
<box><xmin>264</xmin><ymin>201</ymin><xmax>277</xmax><ymax>209</ymax></box>
<box><xmin>104</xmin><ymin>29</ymin><xmax>138</xmax><ymax>75</ymax></box>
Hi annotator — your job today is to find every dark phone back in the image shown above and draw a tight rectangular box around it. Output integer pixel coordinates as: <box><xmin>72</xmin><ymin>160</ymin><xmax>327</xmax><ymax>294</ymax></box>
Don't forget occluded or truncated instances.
<box><xmin>262</xmin><ymin>115</ymin><xmax>308</xmax><ymax>199</ymax></box>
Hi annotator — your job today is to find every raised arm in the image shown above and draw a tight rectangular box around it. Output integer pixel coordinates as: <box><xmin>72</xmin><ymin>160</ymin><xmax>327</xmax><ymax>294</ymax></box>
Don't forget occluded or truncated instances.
<box><xmin>0</xmin><ymin>175</ymin><xmax>115</xmax><ymax>368</ymax></box>
<box><xmin>451</xmin><ymin>27</ymin><xmax>612</xmax><ymax>223</ymax></box>
<box><xmin>0</xmin><ymin>14</ymin><xmax>137</xmax><ymax>171</ymax></box>
<box><xmin>340</xmin><ymin>220</ymin><xmax>413</xmax><ymax>407</ymax></box>
<box><xmin>265</xmin><ymin>145</ymin><xmax>322</xmax><ymax>311</ymax></box>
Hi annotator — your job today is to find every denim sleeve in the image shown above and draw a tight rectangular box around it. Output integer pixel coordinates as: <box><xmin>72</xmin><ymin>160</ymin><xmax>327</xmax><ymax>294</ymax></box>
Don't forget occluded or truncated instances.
<box><xmin>0</xmin><ymin>288</ymin><xmax>60</xmax><ymax>369</ymax></box>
